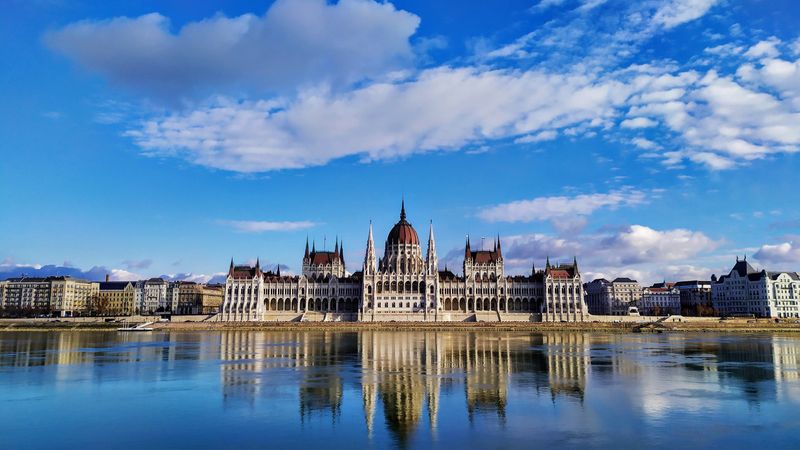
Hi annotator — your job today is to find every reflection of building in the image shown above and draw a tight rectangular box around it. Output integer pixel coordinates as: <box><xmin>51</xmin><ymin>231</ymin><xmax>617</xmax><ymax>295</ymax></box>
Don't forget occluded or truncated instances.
<box><xmin>543</xmin><ymin>333</ymin><xmax>588</xmax><ymax>401</ymax></box>
<box><xmin>712</xmin><ymin>257</ymin><xmax>800</xmax><ymax>318</ymax></box>
<box><xmin>221</xmin><ymin>202</ymin><xmax>586</xmax><ymax>322</ymax></box>
<box><xmin>585</xmin><ymin>278</ymin><xmax>642</xmax><ymax>315</ymax></box>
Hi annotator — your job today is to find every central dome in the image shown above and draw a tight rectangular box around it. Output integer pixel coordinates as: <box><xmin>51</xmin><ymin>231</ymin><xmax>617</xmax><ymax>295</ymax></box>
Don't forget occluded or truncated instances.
<box><xmin>386</xmin><ymin>201</ymin><xmax>419</xmax><ymax>245</ymax></box>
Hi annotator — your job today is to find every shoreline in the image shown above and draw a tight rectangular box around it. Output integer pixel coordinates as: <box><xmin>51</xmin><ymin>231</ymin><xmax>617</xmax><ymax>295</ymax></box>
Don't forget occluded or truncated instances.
<box><xmin>2</xmin><ymin>318</ymin><xmax>800</xmax><ymax>333</ymax></box>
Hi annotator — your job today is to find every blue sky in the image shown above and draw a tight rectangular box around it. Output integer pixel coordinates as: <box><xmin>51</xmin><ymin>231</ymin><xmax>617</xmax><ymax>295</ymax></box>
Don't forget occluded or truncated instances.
<box><xmin>1</xmin><ymin>0</ymin><xmax>800</xmax><ymax>284</ymax></box>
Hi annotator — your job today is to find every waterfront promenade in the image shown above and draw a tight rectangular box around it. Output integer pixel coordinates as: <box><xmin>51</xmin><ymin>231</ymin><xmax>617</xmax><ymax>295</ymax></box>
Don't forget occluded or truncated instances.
<box><xmin>3</xmin><ymin>315</ymin><xmax>800</xmax><ymax>333</ymax></box>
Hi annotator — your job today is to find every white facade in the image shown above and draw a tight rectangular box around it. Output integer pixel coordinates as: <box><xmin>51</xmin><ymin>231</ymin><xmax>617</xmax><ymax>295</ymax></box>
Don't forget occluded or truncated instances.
<box><xmin>220</xmin><ymin>203</ymin><xmax>587</xmax><ymax>322</ymax></box>
<box><xmin>141</xmin><ymin>278</ymin><xmax>168</xmax><ymax>314</ymax></box>
<box><xmin>585</xmin><ymin>278</ymin><xmax>642</xmax><ymax>315</ymax></box>
<box><xmin>712</xmin><ymin>257</ymin><xmax>800</xmax><ymax>318</ymax></box>
<box><xmin>640</xmin><ymin>286</ymin><xmax>680</xmax><ymax>315</ymax></box>
<box><xmin>49</xmin><ymin>277</ymin><xmax>99</xmax><ymax>317</ymax></box>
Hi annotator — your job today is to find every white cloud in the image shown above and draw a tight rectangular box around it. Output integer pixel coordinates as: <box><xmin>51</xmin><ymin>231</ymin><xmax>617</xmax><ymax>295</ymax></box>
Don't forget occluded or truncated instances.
<box><xmin>478</xmin><ymin>188</ymin><xmax>649</xmax><ymax>223</ymax></box>
<box><xmin>44</xmin><ymin>0</ymin><xmax>420</xmax><ymax>98</ymax></box>
<box><xmin>495</xmin><ymin>224</ymin><xmax>721</xmax><ymax>284</ymax></box>
<box><xmin>598</xmin><ymin>225</ymin><xmax>719</xmax><ymax>265</ymax></box>
<box><xmin>631</xmin><ymin>137</ymin><xmax>660</xmax><ymax>150</ymax></box>
<box><xmin>220</xmin><ymin>219</ymin><xmax>317</xmax><ymax>232</ymax></box>
<box><xmin>127</xmin><ymin>67</ymin><xmax>633</xmax><ymax>171</ymax></box>
<box><xmin>514</xmin><ymin>130</ymin><xmax>558</xmax><ymax>143</ymax></box>
<box><xmin>651</xmin><ymin>0</ymin><xmax>719</xmax><ymax>30</ymax></box>
<box><xmin>577</xmin><ymin>0</ymin><xmax>609</xmax><ymax>12</ymax></box>
<box><xmin>754</xmin><ymin>241</ymin><xmax>800</xmax><ymax>265</ymax></box>
<box><xmin>160</xmin><ymin>272</ymin><xmax>226</xmax><ymax>284</ymax></box>
<box><xmin>621</xmin><ymin>117</ymin><xmax>658</xmax><ymax>128</ymax></box>
<box><xmin>533</xmin><ymin>0</ymin><xmax>568</xmax><ymax>11</ymax></box>
<box><xmin>109</xmin><ymin>269</ymin><xmax>143</xmax><ymax>281</ymax></box>
<box><xmin>744</xmin><ymin>37</ymin><xmax>781</xmax><ymax>59</ymax></box>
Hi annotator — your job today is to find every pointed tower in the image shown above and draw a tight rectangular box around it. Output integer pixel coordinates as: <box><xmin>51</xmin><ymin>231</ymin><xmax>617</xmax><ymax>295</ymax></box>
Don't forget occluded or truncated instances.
<box><xmin>573</xmin><ymin>255</ymin><xmax>579</xmax><ymax>275</ymax></box>
<box><xmin>304</xmin><ymin>237</ymin><xmax>310</xmax><ymax>261</ymax></box>
<box><xmin>339</xmin><ymin>241</ymin><xmax>345</xmax><ymax>270</ymax></box>
<box><xmin>276</xmin><ymin>265</ymin><xmax>281</xmax><ymax>277</ymax></box>
<box><xmin>229</xmin><ymin>258</ymin><xmax>234</xmax><ymax>276</ymax></box>
<box><xmin>364</xmin><ymin>221</ymin><xmax>376</xmax><ymax>275</ymax></box>
<box><xmin>464</xmin><ymin>235</ymin><xmax>473</xmax><ymax>279</ymax></box>
<box><xmin>496</xmin><ymin>235</ymin><xmax>502</xmax><ymax>258</ymax></box>
<box><xmin>426</xmin><ymin>221</ymin><xmax>438</xmax><ymax>275</ymax></box>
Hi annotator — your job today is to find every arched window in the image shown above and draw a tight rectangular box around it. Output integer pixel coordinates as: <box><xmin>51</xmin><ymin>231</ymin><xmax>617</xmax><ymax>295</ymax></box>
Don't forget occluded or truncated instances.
<box><xmin>405</xmin><ymin>281</ymin><xmax>412</xmax><ymax>292</ymax></box>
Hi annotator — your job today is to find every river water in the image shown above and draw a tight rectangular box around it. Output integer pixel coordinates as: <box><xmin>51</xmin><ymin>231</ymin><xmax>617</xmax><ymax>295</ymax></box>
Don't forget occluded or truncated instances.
<box><xmin>1</xmin><ymin>330</ymin><xmax>799</xmax><ymax>449</ymax></box>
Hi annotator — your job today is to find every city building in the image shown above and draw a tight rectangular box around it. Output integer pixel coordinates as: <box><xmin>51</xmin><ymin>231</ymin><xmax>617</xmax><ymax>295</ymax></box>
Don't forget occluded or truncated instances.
<box><xmin>220</xmin><ymin>202</ymin><xmax>587</xmax><ymax>322</ymax></box>
<box><xmin>98</xmin><ymin>280</ymin><xmax>137</xmax><ymax>315</ymax></box>
<box><xmin>176</xmin><ymin>282</ymin><xmax>224</xmax><ymax>314</ymax></box>
<box><xmin>675</xmin><ymin>280</ymin><xmax>713</xmax><ymax>316</ymax></box>
<box><xmin>49</xmin><ymin>276</ymin><xmax>100</xmax><ymax>317</ymax></box>
<box><xmin>712</xmin><ymin>257</ymin><xmax>800</xmax><ymax>318</ymax></box>
<box><xmin>640</xmin><ymin>283</ymin><xmax>680</xmax><ymax>316</ymax></box>
<box><xmin>584</xmin><ymin>277</ymin><xmax>643</xmax><ymax>315</ymax></box>
<box><xmin>0</xmin><ymin>280</ymin><xmax>7</xmax><ymax>311</ymax></box>
<box><xmin>141</xmin><ymin>278</ymin><xmax>168</xmax><ymax>314</ymax></box>
<box><xmin>2</xmin><ymin>277</ymin><xmax>52</xmax><ymax>315</ymax></box>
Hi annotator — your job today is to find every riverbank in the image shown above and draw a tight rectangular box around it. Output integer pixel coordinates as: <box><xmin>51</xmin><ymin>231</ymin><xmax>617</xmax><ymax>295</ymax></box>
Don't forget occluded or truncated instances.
<box><xmin>2</xmin><ymin>317</ymin><xmax>800</xmax><ymax>333</ymax></box>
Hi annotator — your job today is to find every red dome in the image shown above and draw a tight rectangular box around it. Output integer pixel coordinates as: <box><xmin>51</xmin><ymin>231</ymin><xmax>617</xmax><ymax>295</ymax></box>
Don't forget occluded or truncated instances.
<box><xmin>386</xmin><ymin>201</ymin><xmax>419</xmax><ymax>245</ymax></box>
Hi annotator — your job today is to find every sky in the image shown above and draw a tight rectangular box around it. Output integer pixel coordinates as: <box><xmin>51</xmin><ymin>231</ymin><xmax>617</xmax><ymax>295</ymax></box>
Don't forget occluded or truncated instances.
<box><xmin>1</xmin><ymin>0</ymin><xmax>799</xmax><ymax>284</ymax></box>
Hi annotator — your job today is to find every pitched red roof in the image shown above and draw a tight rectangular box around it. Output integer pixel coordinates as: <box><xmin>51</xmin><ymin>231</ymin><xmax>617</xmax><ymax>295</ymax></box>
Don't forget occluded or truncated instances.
<box><xmin>471</xmin><ymin>250</ymin><xmax>500</xmax><ymax>264</ymax></box>
<box><xmin>310</xmin><ymin>251</ymin><xmax>340</xmax><ymax>265</ymax></box>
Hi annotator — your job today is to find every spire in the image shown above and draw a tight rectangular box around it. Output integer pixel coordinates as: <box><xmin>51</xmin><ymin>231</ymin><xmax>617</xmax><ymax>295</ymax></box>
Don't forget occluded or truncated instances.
<box><xmin>255</xmin><ymin>257</ymin><xmax>260</xmax><ymax>270</ymax></box>
<box><xmin>426</xmin><ymin>221</ymin><xmax>438</xmax><ymax>275</ymax></box>
<box><xmin>312</xmin><ymin>240</ymin><xmax>316</xmax><ymax>253</ymax></box>
<box><xmin>304</xmin><ymin>237</ymin><xmax>310</xmax><ymax>259</ymax></box>
<box><xmin>400</xmin><ymin>198</ymin><xmax>406</xmax><ymax>221</ymax></box>
<box><xmin>496</xmin><ymin>234</ymin><xmax>502</xmax><ymax>257</ymax></box>
<box><xmin>364</xmin><ymin>221</ymin><xmax>376</xmax><ymax>275</ymax></box>
<box><xmin>229</xmin><ymin>258</ymin><xmax>234</xmax><ymax>275</ymax></box>
<box><xmin>276</xmin><ymin>265</ymin><xmax>281</xmax><ymax>277</ymax></box>
<box><xmin>531</xmin><ymin>260</ymin><xmax>535</xmax><ymax>275</ymax></box>
<box><xmin>465</xmin><ymin>235</ymin><xmax>471</xmax><ymax>259</ymax></box>
<box><xmin>546</xmin><ymin>256</ymin><xmax>551</xmax><ymax>269</ymax></box>
<box><xmin>573</xmin><ymin>255</ymin><xmax>579</xmax><ymax>274</ymax></box>
<box><xmin>340</xmin><ymin>241</ymin><xmax>345</xmax><ymax>267</ymax></box>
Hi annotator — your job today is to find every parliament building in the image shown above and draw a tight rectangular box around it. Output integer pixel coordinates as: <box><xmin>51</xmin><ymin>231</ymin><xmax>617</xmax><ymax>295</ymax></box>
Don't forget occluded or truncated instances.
<box><xmin>220</xmin><ymin>202</ymin><xmax>586</xmax><ymax>322</ymax></box>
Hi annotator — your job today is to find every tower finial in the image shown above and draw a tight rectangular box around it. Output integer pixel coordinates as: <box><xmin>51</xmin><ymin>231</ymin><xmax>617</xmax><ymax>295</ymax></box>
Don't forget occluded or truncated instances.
<box><xmin>400</xmin><ymin>198</ymin><xmax>406</xmax><ymax>221</ymax></box>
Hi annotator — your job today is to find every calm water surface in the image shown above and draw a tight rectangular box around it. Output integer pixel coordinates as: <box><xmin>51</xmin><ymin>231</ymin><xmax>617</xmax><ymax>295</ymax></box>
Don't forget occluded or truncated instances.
<box><xmin>1</xmin><ymin>331</ymin><xmax>799</xmax><ymax>449</ymax></box>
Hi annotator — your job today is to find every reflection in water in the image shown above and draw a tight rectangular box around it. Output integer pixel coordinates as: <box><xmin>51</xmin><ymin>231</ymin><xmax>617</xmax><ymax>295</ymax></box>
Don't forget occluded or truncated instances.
<box><xmin>2</xmin><ymin>331</ymin><xmax>800</xmax><ymax>449</ymax></box>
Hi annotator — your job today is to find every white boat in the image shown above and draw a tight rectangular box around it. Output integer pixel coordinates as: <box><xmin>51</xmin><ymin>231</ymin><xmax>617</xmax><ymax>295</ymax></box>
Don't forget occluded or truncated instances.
<box><xmin>117</xmin><ymin>321</ymin><xmax>154</xmax><ymax>332</ymax></box>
